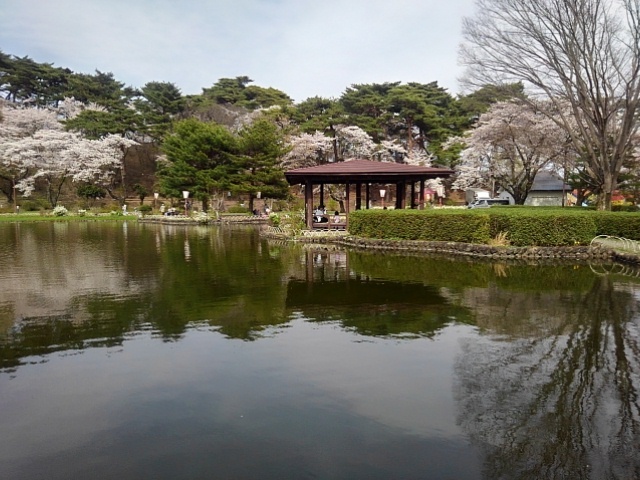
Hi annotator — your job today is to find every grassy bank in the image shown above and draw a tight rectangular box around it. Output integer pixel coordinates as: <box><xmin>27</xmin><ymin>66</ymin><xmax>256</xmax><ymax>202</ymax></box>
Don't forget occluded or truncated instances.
<box><xmin>0</xmin><ymin>213</ymin><xmax>129</xmax><ymax>223</ymax></box>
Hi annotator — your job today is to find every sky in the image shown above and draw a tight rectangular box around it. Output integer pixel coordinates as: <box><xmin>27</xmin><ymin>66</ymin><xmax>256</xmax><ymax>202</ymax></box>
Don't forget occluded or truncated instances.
<box><xmin>0</xmin><ymin>0</ymin><xmax>478</xmax><ymax>103</ymax></box>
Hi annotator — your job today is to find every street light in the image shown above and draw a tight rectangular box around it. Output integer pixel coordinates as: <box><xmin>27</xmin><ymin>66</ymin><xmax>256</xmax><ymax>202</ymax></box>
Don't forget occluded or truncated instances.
<box><xmin>13</xmin><ymin>182</ymin><xmax>18</xmax><ymax>214</ymax></box>
<box><xmin>182</xmin><ymin>190</ymin><xmax>189</xmax><ymax>216</ymax></box>
<box><xmin>153</xmin><ymin>192</ymin><xmax>159</xmax><ymax>211</ymax></box>
<box><xmin>380</xmin><ymin>188</ymin><xmax>386</xmax><ymax>209</ymax></box>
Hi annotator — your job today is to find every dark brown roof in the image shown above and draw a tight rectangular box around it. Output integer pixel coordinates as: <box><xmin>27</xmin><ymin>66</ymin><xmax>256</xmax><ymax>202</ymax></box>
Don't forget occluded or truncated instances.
<box><xmin>285</xmin><ymin>159</ymin><xmax>454</xmax><ymax>184</ymax></box>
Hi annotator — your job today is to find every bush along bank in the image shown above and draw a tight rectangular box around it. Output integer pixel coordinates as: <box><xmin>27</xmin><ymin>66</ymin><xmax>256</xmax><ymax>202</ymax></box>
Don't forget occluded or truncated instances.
<box><xmin>348</xmin><ymin>208</ymin><xmax>640</xmax><ymax>247</ymax></box>
<box><xmin>260</xmin><ymin>208</ymin><xmax>640</xmax><ymax>263</ymax></box>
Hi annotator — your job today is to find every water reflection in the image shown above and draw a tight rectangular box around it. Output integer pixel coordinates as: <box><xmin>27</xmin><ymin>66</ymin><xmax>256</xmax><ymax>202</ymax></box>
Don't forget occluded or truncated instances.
<box><xmin>455</xmin><ymin>275</ymin><xmax>640</xmax><ymax>479</ymax></box>
<box><xmin>1</xmin><ymin>223</ymin><xmax>640</xmax><ymax>479</ymax></box>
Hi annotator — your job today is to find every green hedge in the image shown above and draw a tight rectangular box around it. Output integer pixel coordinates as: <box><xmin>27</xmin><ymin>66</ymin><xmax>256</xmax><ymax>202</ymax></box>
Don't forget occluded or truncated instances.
<box><xmin>487</xmin><ymin>210</ymin><xmax>596</xmax><ymax>246</ymax></box>
<box><xmin>348</xmin><ymin>208</ymin><xmax>640</xmax><ymax>246</ymax></box>
<box><xmin>348</xmin><ymin>210</ymin><xmax>491</xmax><ymax>244</ymax></box>
<box><xmin>593</xmin><ymin>212</ymin><xmax>640</xmax><ymax>239</ymax></box>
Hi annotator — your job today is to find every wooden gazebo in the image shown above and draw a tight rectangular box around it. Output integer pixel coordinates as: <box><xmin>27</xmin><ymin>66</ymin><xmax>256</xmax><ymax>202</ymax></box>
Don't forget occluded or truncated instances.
<box><xmin>284</xmin><ymin>159</ymin><xmax>454</xmax><ymax>229</ymax></box>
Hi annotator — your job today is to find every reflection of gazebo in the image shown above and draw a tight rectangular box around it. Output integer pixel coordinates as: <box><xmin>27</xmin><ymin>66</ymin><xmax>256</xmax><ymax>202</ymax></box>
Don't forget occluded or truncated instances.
<box><xmin>284</xmin><ymin>159</ymin><xmax>454</xmax><ymax>229</ymax></box>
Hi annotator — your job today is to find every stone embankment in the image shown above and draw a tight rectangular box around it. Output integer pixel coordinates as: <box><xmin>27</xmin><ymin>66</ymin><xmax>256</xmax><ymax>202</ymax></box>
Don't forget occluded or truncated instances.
<box><xmin>261</xmin><ymin>227</ymin><xmax>621</xmax><ymax>261</ymax></box>
<box><xmin>138</xmin><ymin>214</ymin><xmax>268</xmax><ymax>225</ymax></box>
<box><xmin>140</xmin><ymin>220</ymin><xmax>639</xmax><ymax>264</ymax></box>
<box><xmin>335</xmin><ymin>236</ymin><xmax>614</xmax><ymax>260</ymax></box>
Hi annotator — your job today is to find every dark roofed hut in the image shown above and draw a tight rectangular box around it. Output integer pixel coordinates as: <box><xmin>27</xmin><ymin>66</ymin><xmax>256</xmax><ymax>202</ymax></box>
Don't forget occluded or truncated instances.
<box><xmin>284</xmin><ymin>159</ymin><xmax>454</xmax><ymax>229</ymax></box>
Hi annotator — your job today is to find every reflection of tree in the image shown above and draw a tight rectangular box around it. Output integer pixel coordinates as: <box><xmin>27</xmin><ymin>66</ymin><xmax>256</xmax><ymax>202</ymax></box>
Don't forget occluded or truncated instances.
<box><xmin>0</xmin><ymin>224</ymin><xmax>293</xmax><ymax>371</ymax></box>
<box><xmin>456</xmin><ymin>276</ymin><xmax>640</xmax><ymax>479</ymax></box>
<box><xmin>285</xmin><ymin>277</ymin><xmax>472</xmax><ymax>338</ymax></box>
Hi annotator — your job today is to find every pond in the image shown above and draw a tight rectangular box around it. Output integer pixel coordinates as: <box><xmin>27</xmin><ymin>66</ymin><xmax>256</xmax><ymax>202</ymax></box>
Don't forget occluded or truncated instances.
<box><xmin>0</xmin><ymin>221</ymin><xmax>639</xmax><ymax>479</ymax></box>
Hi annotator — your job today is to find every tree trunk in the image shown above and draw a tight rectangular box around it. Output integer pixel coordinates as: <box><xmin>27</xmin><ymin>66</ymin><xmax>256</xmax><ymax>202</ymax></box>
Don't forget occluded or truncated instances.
<box><xmin>329</xmin><ymin>124</ymin><xmax>339</xmax><ymax>162</ymax></box>
<box><xmin>596</xmin><ymin>171</ymin><xmax>616</xmax><ymax>211</ymax></box>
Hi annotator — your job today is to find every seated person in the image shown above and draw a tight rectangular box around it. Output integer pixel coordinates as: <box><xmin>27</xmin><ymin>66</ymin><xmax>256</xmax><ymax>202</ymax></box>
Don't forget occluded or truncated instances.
<box><xmin>314</xmin><ymin>206</ymin><xmax>328</xmax><ymax>222</ymax></box>
<box><xmin>333</xmin><ymin>211</ymin><xmax>340</xmax><ymax>223</ymax></box>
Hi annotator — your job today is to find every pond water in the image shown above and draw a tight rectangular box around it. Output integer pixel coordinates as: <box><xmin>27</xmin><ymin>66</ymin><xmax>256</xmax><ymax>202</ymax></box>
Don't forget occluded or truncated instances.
<box><xmin>0</xmin><ymin>221</ymin><xmax>639</xmax><ymax>480</ymax></box>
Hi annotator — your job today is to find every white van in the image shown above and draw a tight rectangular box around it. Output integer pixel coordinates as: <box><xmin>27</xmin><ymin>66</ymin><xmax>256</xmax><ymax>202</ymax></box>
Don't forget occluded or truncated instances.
<box><xmin>467</xmin><ymin>199</ymin><xmax>510</xmax><ymax>208</ymax></box>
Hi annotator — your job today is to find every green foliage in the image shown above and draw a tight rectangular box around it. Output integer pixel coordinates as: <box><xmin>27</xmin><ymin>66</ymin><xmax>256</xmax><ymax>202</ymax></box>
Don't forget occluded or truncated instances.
<box><xmin>487</xmin><ymin>210</ymin><xmax>596</xmax><ymax>246</ymax></box>
<box><xmin>592</xmin><ymin>212</ymin><xmax>640</xmax><ymax>239</ymax></box>
<box><xmin>64</xmin><ymin>109</ymin><xmax>142</xmax><ymax>139</ymax></box>
<box><xmin>200</xmin><ymin>76</ymin><xmax>292</xmax><ymax>110</ymax></box>
<box><xmin>134</xmin><ymin>81</ymin><xmax>184</xmax><ymax>140</ymax></box>
<box><xmin>227</xmin><ymin>205</ymin><xmax>251</xmax><ymax>214</ymax></box>
<box><xmin>132</xmin><ymin>183</ymin><xmax>148</xmax><ymax>202</ymax></box>
<box><xmin>294</xmin><ymin>96</ymin><xmax>347</xmax><ymax>135</ymax></box>
<box><xmin>77</xmin><ymin>184</ymin><xmax>105</xmax><ymax>199</ymax></box>
<box><xmin>348</xmin><ymin>210</ymin><xmax>492</xmax><ymax>244</ymax></box>
<box><xmin>66</xmin><ymin>70</ymin><xmax>134</xmax><ymax>109</ymax></box>
<box><xmin>339</xmin><ymin>83</ymin><xmax>398</xmax><ymax>141</ymax></box>
<box><xmin>19</xmin><ymin>198</ymin><xmax>50</xmax><ymax>211</ymax></box>
<box><xmin>456</xmin><ymin>83</ymin><xmax>525</xmax><ymax>122</ymax></box>
<box><xmin>233</xmin><ymin>118</ymin><xmax>290</xmax><ymax>205</ymax></box>
<box><xmin>346</xmin><ymin>208</ymin><xmax>640</xmax><ymax>246</ymax></box>
<box><xmin>159</xmin><ymin>118</ymin><xmax>238</xmax><ymax>201</ymax></box>
<box><xmin>137</xmin><ymin>204</ymin><xmax>152</xmax><ymax>214</ymax></box>
<box><xmin>278</xmin><ymin>210</ymin><xmax>306</xmax><ymax>236</ymax></box>
<box><xmin>611</xmin><ymin>203</ymin><xmax>637</xmax><ymax>212</ymax></box>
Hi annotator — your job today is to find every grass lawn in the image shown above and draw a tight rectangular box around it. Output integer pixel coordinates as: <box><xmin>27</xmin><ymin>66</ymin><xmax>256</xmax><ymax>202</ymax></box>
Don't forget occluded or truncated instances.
<box><xmin>0</xmin><ymin>212</ymin><xmax>129</xmax><ymax>223</ymax></box>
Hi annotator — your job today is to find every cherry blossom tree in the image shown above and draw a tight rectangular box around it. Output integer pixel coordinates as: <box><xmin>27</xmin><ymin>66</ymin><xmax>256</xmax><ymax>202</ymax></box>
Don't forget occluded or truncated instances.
<box><xmin>461</xmin><ymin>0</ymin><xmax>640</xmax><ymax>209</ymax></box>
<box><xmin>0</xmin><ymin>102</ymin><xmax>62</xmax><ymax>203</ymax></box>
<box><xmin>452</xmin><ymin>100</ymin><xmax>569</xmax><ymax>204</ymax></box>
<box><xmin>281</xmin><ymin>131</ymin><xmax>334</xmax><ymax>169</ymax></box>
<box><xmin>1</xmin><ymin>101</ymin><xmax>135</xmax><ymax>207</ymax></box>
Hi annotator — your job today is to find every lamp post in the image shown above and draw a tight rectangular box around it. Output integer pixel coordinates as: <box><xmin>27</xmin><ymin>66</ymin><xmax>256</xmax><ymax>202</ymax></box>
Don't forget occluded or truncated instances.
<box><xmin>153</xmin><ymin>192</ymin><xmax>159</xmax><ymax>211</ymax></box>
<box><xmin>379</xmin><ymin>188</ymin><xmax>386</xmax><ymax>209</ymax></box>
<box><xmin>182</xmin><ymin>190</ymin><xmax>189</xmax><ymax>216</ymax></box>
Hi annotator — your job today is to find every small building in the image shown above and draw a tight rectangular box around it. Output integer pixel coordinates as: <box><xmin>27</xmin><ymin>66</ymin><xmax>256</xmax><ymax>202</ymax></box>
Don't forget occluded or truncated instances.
<box><xmin>499</xmin><ymin>172</ymin><xmax>571</xmax><ymax>206</ymax></box>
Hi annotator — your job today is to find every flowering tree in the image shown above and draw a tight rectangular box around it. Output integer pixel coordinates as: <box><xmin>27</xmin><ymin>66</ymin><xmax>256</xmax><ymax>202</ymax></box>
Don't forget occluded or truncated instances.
<box><xmin>281</xmin><ymin>131</ymin><xmax>334</xmax><ymax>169</ymax></box>
<box><xmin>283</xmin><ymin>124</ymin><xmax>388</xmax><ymax>169</ymax></box>
<box><xmin>452</xmin><ymin>100</ymin><xmax>569</xmax><ymax>204</ymax></box>
<box><xmin>5</xmin><ymin>130</ymin><xmax>134</xmax><ymax>207</ymax></box>
<box><xmin>461</xmin><ymin>0</ymin><xmax>640</xmax><ymax>209</ymax></box>
<box><xmin>0</xmin><ymin>103</ymin><xmax>63</xmax><ymax>203</ymax></box>
<box><xmin>0</xmin><ymin>101</ymin><xmax>135</xmax><ymax>207</ymax></box>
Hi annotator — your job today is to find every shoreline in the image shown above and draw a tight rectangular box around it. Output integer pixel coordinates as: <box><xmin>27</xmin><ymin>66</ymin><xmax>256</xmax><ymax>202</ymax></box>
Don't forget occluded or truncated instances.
<box><xmin>261</xmin><ymin>227</ymin><xmax>640</xmax><ymax>265</ymax></box>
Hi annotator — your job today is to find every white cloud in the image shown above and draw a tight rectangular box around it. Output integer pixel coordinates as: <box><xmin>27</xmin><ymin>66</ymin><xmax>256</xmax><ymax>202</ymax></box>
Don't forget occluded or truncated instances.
<box><xmin>0</xmin><ymin>0</ymin><xmax>477</xmax><ymax>102</ymax></box>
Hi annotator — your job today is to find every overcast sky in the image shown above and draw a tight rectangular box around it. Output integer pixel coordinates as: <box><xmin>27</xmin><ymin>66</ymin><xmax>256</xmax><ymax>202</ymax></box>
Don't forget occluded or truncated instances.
<box><xmin>0</xmin><ymin>0</ymin><xmax>477</xmax><ymax>103</ymax></box>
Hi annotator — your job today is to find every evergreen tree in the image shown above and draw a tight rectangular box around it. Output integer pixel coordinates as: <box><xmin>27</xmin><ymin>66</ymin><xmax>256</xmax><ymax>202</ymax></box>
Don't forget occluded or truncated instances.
<box><xmin>232</xmin><ymin>118</ymin><xmax>289</xmax><ymax>212</ymax></box>
<box><xmin>158</xmin><ymin>119</ymin><xmax>238</xmax><ymax>210</ymax></box>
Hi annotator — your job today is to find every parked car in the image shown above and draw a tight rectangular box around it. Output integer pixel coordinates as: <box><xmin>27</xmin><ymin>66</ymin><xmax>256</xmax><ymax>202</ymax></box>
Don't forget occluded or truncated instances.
<box><xmin>467</xmin><ymin>199</ymin><xmax>510</xmax><ymax>208</ymax></box>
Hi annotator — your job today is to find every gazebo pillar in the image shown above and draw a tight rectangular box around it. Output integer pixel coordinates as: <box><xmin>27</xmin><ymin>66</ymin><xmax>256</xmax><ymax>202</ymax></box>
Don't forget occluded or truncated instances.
<box><xmin>419</xmin><ymin>180</ymin><xmax>425</xmax><ymax>209</ymax></box>
<box><xmin>410</xmin><ymin>182</ymin><xmax>416</xmax><ymax>209</ymax></box>
<box><xmin>365</xmin><ymin>184</ymin><xmax>371</xmax><ymax>209</ymax></box>
<box><xmin>396</xmin><ymin>181</ymin><xmax>407</xmax><ymax>209</ymax></box>
<box><xmin>345</xmin><ymin>183</ymin><xmax>350</xmax><ymax>229</ymax></box>
<box><xmin>305</xmin><ymin>180</ymin><xmax>314</xmax><ymax>228</ymax></box>
<box><xmin>355</xmin><ymin>183</ymin><xmax>362</xmax><ymax>210</ymax></box>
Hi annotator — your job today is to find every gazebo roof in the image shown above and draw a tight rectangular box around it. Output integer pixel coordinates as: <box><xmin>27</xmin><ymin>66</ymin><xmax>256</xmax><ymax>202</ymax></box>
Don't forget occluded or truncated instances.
<box><xmin>285</xmin><ymin>159</ymin><xmax>454</xmax><ymax>184</ymax></box>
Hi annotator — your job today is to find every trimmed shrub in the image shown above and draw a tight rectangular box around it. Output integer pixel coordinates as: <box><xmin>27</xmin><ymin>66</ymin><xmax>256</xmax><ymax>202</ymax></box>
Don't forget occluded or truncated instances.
<box><xmin>593</xmin><ymin>212</ymin><xmax>640</xmax><ymax>239</ymax></box>
<box><xmin>349</xmin><ymin>210</ymin><xmax>492</xmax><ymax>244</ymax></box>
<box><xmin>487</xmin><ymin>210</ymin><xmax>596</xmax><ymax>246</ymax></box>
<box><xmin>227</xmin><ymin>205</ymin><xmax>251</xmax><ymax>214</ymax></box>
